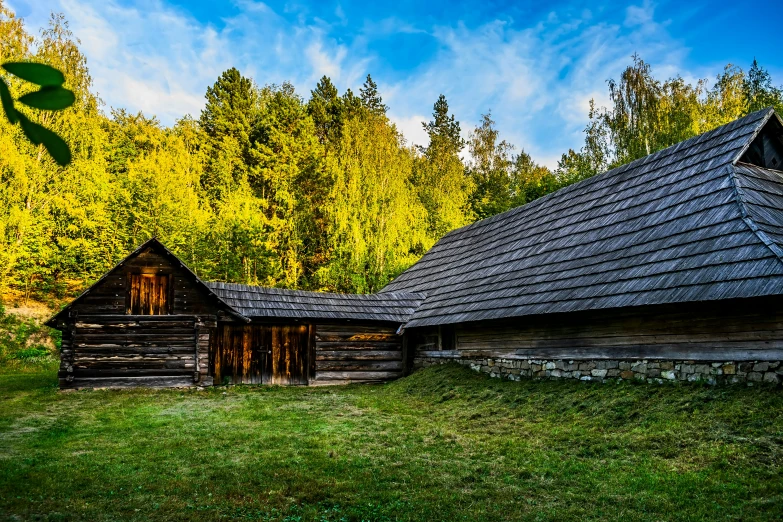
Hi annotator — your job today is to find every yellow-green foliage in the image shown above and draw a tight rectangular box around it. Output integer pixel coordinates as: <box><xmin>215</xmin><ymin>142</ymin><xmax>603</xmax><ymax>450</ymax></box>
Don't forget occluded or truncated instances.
<box><xmin>1</xmin><ymin>5</ymin><xmax>781</xmax><ymax>300</ymax></box>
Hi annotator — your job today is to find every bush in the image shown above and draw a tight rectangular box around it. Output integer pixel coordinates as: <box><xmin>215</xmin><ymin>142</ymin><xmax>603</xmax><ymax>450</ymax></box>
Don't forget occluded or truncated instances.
<box><xmin>0</xmin><ymin>302</ymin><xmax>59</xmax><ymax>369</ymax></box>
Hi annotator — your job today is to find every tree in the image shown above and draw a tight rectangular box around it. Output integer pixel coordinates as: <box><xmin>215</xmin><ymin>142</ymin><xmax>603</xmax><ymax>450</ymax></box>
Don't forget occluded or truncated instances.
<box><xmin>321</xmin><ymin>113</ymin><xmax>426</xmax><ymax>292</ymax></box>
<box><xmin>307</xmin><ymin>75</ymin><xmax>342</xmax><ymax>146</ymax></box>
<box><xmin>413</xmin><ymin>94</ymin><xmax>472</xmax><ymax>239</ymax></box>
<box><xmin>509</xmin><ymin>150</ymin><xmax>559</xmax><ymax>207</ymax></box>
<box><xmin>359</xmin><ymin>74</ymin><xmax>387</xmax><ymax>116</ymax></box>
<box><xmin>704</xmin><ymin>64</ymin><xmax>746</xmax><ymax>128</ymax></box>
<box><xmin>466</xmin><ymin>112</ymin><xmax>515</xmax><ymax>219</ymax></box>
<box><xmin>199</xmin><ymin>68</ymin><xmax>259</xmax><ymax>193</ymax></box>
<box><xmin>743</xmin><ymin>59</ymin><xmax>783</xmax><ymax>114</ymax></box>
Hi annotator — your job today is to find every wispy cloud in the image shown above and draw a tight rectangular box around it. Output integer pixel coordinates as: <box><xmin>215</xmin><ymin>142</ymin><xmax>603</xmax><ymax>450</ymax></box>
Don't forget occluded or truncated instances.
<box><xmin>8</xmin><ymin>0</ymin><xmax>725</xmax><ymax>166</ymax></box>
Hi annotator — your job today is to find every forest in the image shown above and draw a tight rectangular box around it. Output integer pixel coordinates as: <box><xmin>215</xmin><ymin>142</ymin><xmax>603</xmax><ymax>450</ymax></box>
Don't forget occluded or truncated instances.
<box><xmin>1</xmin><ymin>4</ymin><xmax>782</xmax><ymax>302</ymax></box>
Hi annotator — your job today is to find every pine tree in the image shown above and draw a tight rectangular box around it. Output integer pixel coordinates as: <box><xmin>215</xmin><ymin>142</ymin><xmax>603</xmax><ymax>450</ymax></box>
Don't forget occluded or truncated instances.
<box><xmin>421</xmin><ymin>94</ymin><xmax>463</xmax><ymax>154</ymax></box>
<box><xmin>359</xmin><ymin>74</ymin><xmax>387</xmax><ymax>116</ymax></box>
<box><xmin>413</xmin><ymin>94</ymin><xmax>472</xmax><ymax>239</ymax></box>
<box><xmin>307</xmin><ymin>75</ymin><xmax>342</xmax><ymax>146</ymax></box>
<box><xmin>199</xmin><ymin>68</ymin><xmax>259</xmax><ymax>192</ymax></box>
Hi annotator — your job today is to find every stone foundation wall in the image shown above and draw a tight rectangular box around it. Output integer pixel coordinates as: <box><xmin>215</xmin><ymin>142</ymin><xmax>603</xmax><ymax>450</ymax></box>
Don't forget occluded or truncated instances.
<box><xmin>414</xmin><ymin>356</ymin><xmax>783</xmax><ymax>385</ymax></box>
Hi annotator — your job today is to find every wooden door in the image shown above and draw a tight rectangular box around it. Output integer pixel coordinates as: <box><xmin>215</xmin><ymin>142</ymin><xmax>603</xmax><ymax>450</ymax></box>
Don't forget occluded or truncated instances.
<box><xmin>210</xmin><ymin>324</ymin><xmax>269</xmax><ymax>385</ymax></box>
<box><xmin>209</xmin><ymin>324</ymin><xmax>310</xmax><ymax>385</ymax></box>
<box><xmin>270</xmin><ymin>325</ymin><xmax>309</xmax><ymax>385</ymax></box>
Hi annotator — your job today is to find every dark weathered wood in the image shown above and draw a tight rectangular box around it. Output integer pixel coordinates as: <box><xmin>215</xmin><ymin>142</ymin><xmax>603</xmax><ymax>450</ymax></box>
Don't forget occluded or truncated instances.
<box><xmin>410</xmin><ymin>297</ymin><xmax>783</xmax><ymax>363</ymax></box>
<box><xmin>316</xmin><ymin>350</ymin><xmax>402</xmax><ymax>361</ymax></box>
<box><xmin>313</xmin><ymin>322</ymin><xmax>403</xmax><ymax>383</ymax></box>
<box><xmin>210</xmin><ymin>323</ymin><xmax>310</xmax><ymax>385</ymax></box>
<box><xmin>60</xmin><ymin>376</ymin><xmax>194</xmax><ymax>389</ymax></box>
<box><xmin>314</xmin><ymin>341</ymin><xmax>402</xmax><ymax>350</ymax></box>
<box><xmin>316</xmin><ymin>360</ymin><xmax>403</xmax><ymax>371</ymax></box>
<box><xmin>315</xmin><ymin>371</ymin><xmax>402</xmax><ymax>381</ymax></box>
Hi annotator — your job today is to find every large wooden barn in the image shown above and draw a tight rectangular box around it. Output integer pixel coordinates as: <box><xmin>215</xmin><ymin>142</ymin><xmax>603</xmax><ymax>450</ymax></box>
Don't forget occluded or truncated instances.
<box><xmin>48</xmin><ymin>108</ymin><xmax>783</xmax><ymax>388</ymax></box>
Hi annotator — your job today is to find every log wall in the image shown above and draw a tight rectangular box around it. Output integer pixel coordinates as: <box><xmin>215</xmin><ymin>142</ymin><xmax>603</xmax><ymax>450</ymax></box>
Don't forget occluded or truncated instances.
<box><xmin>410</xmin><ymin>296</ymin><xmax>783</xmax><ymax>384</ymax></box>
<box><xmin>313</xmin><ymin>322</ymin><xmax>404</xmax><ymax>384</ymax></box>
<box><xmin>56</xmin><ymin>247</ymin><xmax>222</xmax><ymax>389</ymax></box>
<box><xmin>58</xmin><ymin>315</ymin><xmax>216</xmax><ymax>389</ymax></box>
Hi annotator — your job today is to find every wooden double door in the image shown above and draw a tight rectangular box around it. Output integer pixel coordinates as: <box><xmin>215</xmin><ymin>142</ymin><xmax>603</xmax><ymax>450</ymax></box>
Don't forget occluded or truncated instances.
<box><xmin>209</xmin><ymin>324</ymin><xmax>313</xmax><ymax>385</ymax></box>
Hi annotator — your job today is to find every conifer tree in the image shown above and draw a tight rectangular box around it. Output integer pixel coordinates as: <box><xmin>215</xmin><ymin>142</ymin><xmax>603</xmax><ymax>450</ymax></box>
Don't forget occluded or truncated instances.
<box><xmin>307</xmin><ymin>75</ymin><xmax>342</xmax><ymax>146</ymax></box>
<box><xmin>413</xmin><ymin>94</ymin><xmax>472</xmax><ymax>239</ymax></box>
<box><xmin>359</xmin><ymin>74</ymin><xmax>387</xmax><ymax>116</ymax></box>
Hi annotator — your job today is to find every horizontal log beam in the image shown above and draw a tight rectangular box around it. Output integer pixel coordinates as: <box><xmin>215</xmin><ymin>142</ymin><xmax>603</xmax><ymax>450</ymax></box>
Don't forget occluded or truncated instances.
<box><xmin>316</xmin><ymin>350</ymin><xmax>402</xmax><ymax>361</ymax></box>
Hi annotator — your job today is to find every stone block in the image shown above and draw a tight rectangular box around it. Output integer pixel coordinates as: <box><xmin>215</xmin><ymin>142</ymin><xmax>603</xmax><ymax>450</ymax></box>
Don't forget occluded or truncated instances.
<box><xmin>763</xmin><ymin>372</ymin><xmax>779</xmax><ymax>384</ymax></box>
<box><xmin>519</xmin><ymin>361</ymin><xmax>530</xmax><ymax>370</ymax></box>
<box><xmin>619</xmin><ymin>361</ymin><xmax>631</xmax><ymax>370</ymax></box>
<box><xmin>693</xmin><ymin>365</ymin><xmax>710</xmax><ymax>375</ymax></box>
<box><xmin>545</xmin><ymin>362</ymin><xmax>556</xmax><ymax>370</ymax></box>
<box><xmin>748</xmin><ymin>372</ymin><xmax>763</xmax><ymax>382</ymax></box>
<box><xmin>647</xmin><ymin>369</ymin><xmax>661</xmax><ymax>378</ymax></box>
<box><xmin>606</xmin><ymin>369</ymin><xmax>620</xmax><ymax>378</ymax></box>
<box><xmin>753</xmin><ymin>362</ymin><xmax>770</xmax><ymax>372</ymax></box>
<box><xmin>591</xmin><ymin>369</ymin><xmax>608</xmax><ymax>378</ymax></box>
<box><xmin>620</xmin><ymin>370</ymin><xmax>634</xmax><ymax>379</ymax></box>
<box><xmin>660</xmin><ymin>362</ymin><xmax>673</xmax><ymax>370</ymax></box>
<box><xmin>661</xmin><ymin>370</ymin><xmax>676</xmax><ymax>380</ymax></box>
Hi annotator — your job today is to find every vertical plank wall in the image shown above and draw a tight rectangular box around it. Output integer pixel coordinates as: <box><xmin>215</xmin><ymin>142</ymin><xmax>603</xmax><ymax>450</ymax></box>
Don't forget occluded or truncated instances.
<box><xmin>209</xmin><ymin>324</ymin><xmax>311</xmax><ymax>385</ymax></box>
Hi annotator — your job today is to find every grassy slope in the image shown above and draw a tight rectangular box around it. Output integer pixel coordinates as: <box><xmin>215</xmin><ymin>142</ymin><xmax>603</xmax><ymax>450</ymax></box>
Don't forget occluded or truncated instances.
<box><xmin>0</xmin><ymin>365</ymin><xmax>781</xmax><ymax>522</ymax></box>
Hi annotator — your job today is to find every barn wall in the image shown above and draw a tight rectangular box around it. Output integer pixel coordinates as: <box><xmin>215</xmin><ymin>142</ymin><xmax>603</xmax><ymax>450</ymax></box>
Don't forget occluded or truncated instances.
<box><xmin>58</xmin><ymin>247</ymin><xmax>221</xmax><ymax>389</ymax></box>
<box><xmin>313</xmin><ymin>322</ymin><xmax>404</xmax><ymax>384</ymax></box>
<box><xmin>411</xmin><ymin>296</ymin><xmax>783</xmax><ymax>385</ymax></box>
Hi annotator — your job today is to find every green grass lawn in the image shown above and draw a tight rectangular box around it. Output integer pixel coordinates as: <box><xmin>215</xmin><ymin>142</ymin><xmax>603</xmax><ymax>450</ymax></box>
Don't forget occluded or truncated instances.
<box><xmin>1</xmin><ymin>364</ymin><xmax>782</xmax><ymax>521</ymax></box>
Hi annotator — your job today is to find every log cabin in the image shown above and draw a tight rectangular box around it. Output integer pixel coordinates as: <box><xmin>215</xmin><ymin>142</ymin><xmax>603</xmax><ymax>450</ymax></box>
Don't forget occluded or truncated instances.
<box><xmin>47</xmin><ymin>108</ymin><xmax>783</xmax><ymax>388</ymax></box>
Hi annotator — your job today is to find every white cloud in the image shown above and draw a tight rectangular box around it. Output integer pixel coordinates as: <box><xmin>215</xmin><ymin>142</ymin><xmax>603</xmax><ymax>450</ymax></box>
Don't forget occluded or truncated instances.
<box><xmin>8</xmin><ymin>0</ymin><xmax>695</xmax><ymax>168</ymax></box>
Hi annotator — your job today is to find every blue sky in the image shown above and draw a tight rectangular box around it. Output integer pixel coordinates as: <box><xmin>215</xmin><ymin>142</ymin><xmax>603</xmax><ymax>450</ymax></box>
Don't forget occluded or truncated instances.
<box><xmin>9</xmin><ymin>0</ymin><xmax>783</xmax><ymax>167</ymax></box>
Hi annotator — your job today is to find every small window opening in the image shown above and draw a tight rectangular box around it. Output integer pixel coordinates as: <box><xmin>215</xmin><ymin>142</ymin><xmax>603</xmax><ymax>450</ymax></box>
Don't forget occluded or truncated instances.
<box><xmin>126</xmin><ymin>273</ymin><xmax>171</xmax><ymax>315</ymax></box>
<box><xmin>740</xmin><ymin>117</ymin><xmax>783</xmax><ymax>170</ymax></box>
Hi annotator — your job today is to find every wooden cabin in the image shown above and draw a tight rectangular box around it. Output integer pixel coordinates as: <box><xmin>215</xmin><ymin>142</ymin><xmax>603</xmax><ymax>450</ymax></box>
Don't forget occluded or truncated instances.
<box><xmin>48</xmin><ymin>108</ymin><xmax>783</xmax><ymax>388</ymax></box>
<box><xmin>46</xmin><ymin>240</ymin><xmax>423</xmax><ymax>389</ymax></box>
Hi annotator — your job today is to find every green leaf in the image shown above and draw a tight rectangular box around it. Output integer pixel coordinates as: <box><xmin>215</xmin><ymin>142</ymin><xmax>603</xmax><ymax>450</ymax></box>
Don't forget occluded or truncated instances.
<box><xmin>18</xmin><ymin>86</ymin><xmax>75</xmax><ymax>111</ymax></box>
<box><xmin>17</xmin><ymin>113</ymin><xmax>72</xmax><ymax>166</ymax></box>
<box><xmin>0</xmin><ymin>77</ymin><xmax>17</xmax><ymax>124</ymax></box>
<box><xmin>2</xmin><ymin>62</ymin><xmax>65</xmax><ymax>86</ymax></box>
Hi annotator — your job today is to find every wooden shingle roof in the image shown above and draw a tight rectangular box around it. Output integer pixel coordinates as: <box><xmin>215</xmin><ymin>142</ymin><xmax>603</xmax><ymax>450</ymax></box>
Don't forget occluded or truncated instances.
<box><xmin>206</xmin><ymin>282</ymin><xmax>425</xmax><ymax>323</ymax></box>
<box><xmin>382</xmin><ymin>108</ymin><xmax>783</xmax><ymax>328</ymax></box>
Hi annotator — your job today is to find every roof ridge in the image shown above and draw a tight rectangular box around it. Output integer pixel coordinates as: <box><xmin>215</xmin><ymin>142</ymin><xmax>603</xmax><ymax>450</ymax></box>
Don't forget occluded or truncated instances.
<box><xmin>727</xmin><ymin>163</ymin><xmax>783</xmax><ymax>265</ymax></box>
<box><xmin>207</xmin><ymin>281</ymin><xmax>427</xmax><ymax>300</ymax></box>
